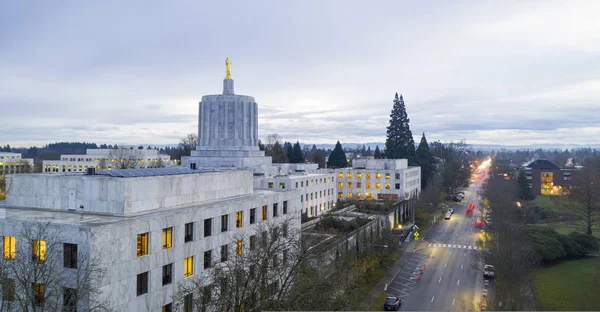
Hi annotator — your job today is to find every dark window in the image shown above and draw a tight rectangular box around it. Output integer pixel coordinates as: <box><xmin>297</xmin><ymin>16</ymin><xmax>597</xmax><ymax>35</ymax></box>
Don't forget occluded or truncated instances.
<box><xmin>204</xmin><ymin>218</ymin><xmax>212</xmax><ymax>237</ymax></box>
<box><xmin>283</xmin><ymin>249</ymin><xmax>288</xmax><ymax>264</ymax></box>
<box><xmin>395</xmin><ymin>173</ymin><xmax>400</xmax><ymax>179</ymax></box>
<box><xmin>272</xmin><ymin>227</ymin><xmax>279</xmax><ymax>242</ymax></box>
<box><xmin>221</xmin><ymin>245</ymin><xmax>228</xmax><ymax>262</ymax></box>
<box><xmin>202</xmin><ymin>286</ymin><xmax>212</xmax><ymax>305</ymax></box>
<box><xmin>300</xmin><ymin>196</ymin><xmax>303</xmax><ymax>203</ymax></box>
<box><xmin>283</xmin><ymin>224</ymin><xmax>288</xmax><ymax>237</ymax></box>
<box><xmin>395</xmin><ymin>183</ymin><xmax>400</xmax><ymax>190</ymax></box>
<box><xmin>261</xmin><ymin>231</ymin><xmax>268</xmax><ymax>247</ymax></box>
<box><xmin>63</xmin><ymin>287</ymin><xmax>77</xmax><ymax>312</ymax></box>
<box><xmin>204</xmin><ymin>250</ymin><xmax>212</xmax><ymax>269</ymax></box>
<box><xmin>137</xmin><ymin>272</ymin><xmax>149</xmax><ymax>296</ymax></box>
<box><xmin>250</xmin><ymin>208</ymin><xmax>256</xmax><ymax>224</ymax></box>
<box><xmin>2</xmin><ymin>279</ymin><xmax>14</xmax><ymax>301</ymax></box>
<box><xmin>33</xmin><ymin>283</ymin><xmax>45</xmax><ymax>306</ymax></box>
<box><xmin>162</xmin><ymin>303</ymin><xmax>173</xmax><ymax>312</ymax></box>
<box><xmin>249</xmin><ymin>235</ymin><xmax>256</xmax><ymax>250</ymax></box>
<box><xmin>249</xmin><ymin>265</ymin><xmax>256</xmax><ymax>279</ymax></box>
<box><xmin>185</xmin><ymin>222</ymin><xmax>194</xmax><ymax>242</ymax></box>
<box><xmin>183</xmin><ymin>294</ymin><xmax>193</xmax><ymax>312</ymax></box>
<box><xmin>162</xmin><ymin>263</ymin><xmax>173</xmax><ymax>285</ymax></box>
<box><xmin>295</xmin><ymin>182</ymin><xmax>298</xmax><ymax>188</ymax></box>
<box><xmin>283</xmin><ymin>201</ymin><xmax>288</xmax><ymax>214</ymax></box>
<box><xmin>273</xmin><ymin>203</ymin><xmax>278</xmax><ymax>217</ymax></box>
<box><xmin>221</xmin><ymin>214</ymin><xmax>228</xmax><ymax>232</ymax></box>
<box><xmin>63</xmin><ymin>243</ymin><xmax>78</xmax><ymax>269</ymax></box>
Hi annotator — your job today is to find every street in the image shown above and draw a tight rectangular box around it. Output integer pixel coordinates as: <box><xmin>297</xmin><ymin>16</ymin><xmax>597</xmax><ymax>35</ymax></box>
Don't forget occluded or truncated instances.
<box><xmin>386</xmin><ymin>177</ymin><xmax>488</xmax><ymax>311</ymax></box>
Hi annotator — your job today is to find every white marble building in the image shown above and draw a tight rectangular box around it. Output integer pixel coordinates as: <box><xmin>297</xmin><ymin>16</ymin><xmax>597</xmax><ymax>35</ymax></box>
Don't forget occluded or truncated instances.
<box><xmin>335</xmin><ymin>159</ymin><xmax>421</xmax><ymax>201</ymax></box>
<box><xmin>2</xmin><ymin>168</ymin><xmax>300</xmax><ymax>311</ymax></box>
<box><xmin>0</xmin><ymin>152</ymin><xmax>34</xmax><ymax>174</ymax></box>
<box><xmin>42</xmin><ymin>149</ymin><xmax>172</xmax><ymax>173</ymax></box>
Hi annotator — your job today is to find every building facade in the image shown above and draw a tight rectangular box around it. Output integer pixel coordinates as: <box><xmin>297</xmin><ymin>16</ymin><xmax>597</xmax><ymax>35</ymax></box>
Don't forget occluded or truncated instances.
<box><xmin>0</xmin><ymin>152</ymin><xmax>34</xmax><ymax>175</ymax></box>
<box><xmin>2</xmin><ymin>168</ymin><xmax>300</xmax><ymax>311</ymax></box>
<box><xmin>523</xmin><ymin>159</ymin><xmax>570</xmax><ymax>195</ymax></box>
<box><xmin>42</xmin><ymin>149</ymin><xmax>172</xmax><ymax>173</ymax></box>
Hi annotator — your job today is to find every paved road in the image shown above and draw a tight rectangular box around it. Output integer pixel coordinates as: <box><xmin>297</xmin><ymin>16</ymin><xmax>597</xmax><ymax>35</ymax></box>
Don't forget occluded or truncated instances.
<box><xmin>386</xmin><ymin>177</ymin><xmax>488</xmax><ymax>311</ymax></box>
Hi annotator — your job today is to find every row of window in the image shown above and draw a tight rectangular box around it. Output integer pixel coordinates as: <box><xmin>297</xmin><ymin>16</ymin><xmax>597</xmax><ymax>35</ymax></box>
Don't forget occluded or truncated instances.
<box><xmin>300</xmin><ymin>189</ymin><xmax>334</xmax><ymax>202</ymax></box>
<box><xmin>1</xmin><ymin>280</ymin><xmax>77</xmax><ymax>310</ymax></box>
<box><xmin>337</xmin><ymin>192</ymin><xmax>400</xmax><ymax>200</ymax></box>
<box><xmin>137</xmin><ymin>202</ymin><xmax>288</xmax><ymax>257</ymax></box>
<box><xmin>0</xmin><ymin>155</ymin><xmax>20</xmax><ymax>159</ymax></box>
<box><xmin>337</xmin><ymin>172</ymin><xmax>401</xmax><ymax>180</ymax></box>
<box><xmin>59</xmin><ymin>158</ymin><xmax>168</xmax><ymax>163</ymax></box>
<box><xmin>338</xmin><ymin>182</ymin><xmax>401</xmax><ymax>190</ymax></box>
<box><xmin>43</xmin><ymin>164</ymin><xmax>165</xmax><ymax>172</ymax></box>
<box><xmin>3</xmin><ymin>236</ymin><xmax>78</xmax><ymax>268</ymax></box>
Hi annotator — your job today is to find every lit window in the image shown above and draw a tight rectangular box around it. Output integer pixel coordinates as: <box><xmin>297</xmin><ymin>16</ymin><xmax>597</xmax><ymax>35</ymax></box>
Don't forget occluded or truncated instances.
<box><xmin>262</xmin><ymin>205</ymin><xmax>268</xmax><ymax>221</ymax></box>
<box><xmin>376</xmin><ymin>182</ymin><xmax>381</xmax><ymax>189</ymax></box>
<box><xmin>347</xmin><ymin>172</ymin><xmax>352</xmax><ymax>179</ymax></box>
<box><xmin>236</xmin><ymin>240</ymin><xmax>242</xmax><ymax>256</ymax></box>
<box><xmin>137</xmin><ymin>233</ymin><xmax>149</xmax><ymax>257</ymax></box>
<box><xmin>366</xmin><ymin>172</ymin><xmax>371</xmax><ymax>179</ymax></box>
<box><xmin>338</xmin><ymin>192</ymin><xmax>343</xmax><ymax>198</ymax></box>
<box><xmin>236</xmin><ymin>211</ymin><xmax>243</xmax><ymax>228</ymax></box>
<box><xmin>338</xmin><ymin>182</ymin><xmax>343</xmax><ymax>188</ymax></box>
<box><xmin>365</xmin><ymin>193</ymin><xmax>373</xmax><ymax>200</ymax></box>
<box><xmin>347</xmin><ymin>182</ymin><xmax>352</xmax><ymax>188</ymax></box>
<box><xmin>33</xmin><ymin>283</ymin><xmax>45</xmax><ymax>306</ymax></box>
<box><xmin>279</xmin><ymin>183</ymin><xmax>285</xmax><ymax>189</ymax></box>
<box><xmin>32</xmin><ymin>240</ymin><xmax>46</xmax><ymax>262</ymax></box>
<box><xmin>338</xmin><ymin>172</ymin><xmax>343</xmax><ymax>179</ymax></box>
<box><xmin>385</xmin><ymin>172</ymin><xmax>390</xmax><ymax>179</ymax></box>
<box><xmin>376</xmin><ymin>172</ymin><xmax>381</xmax><ymax>179</ymax></box>
<box><xmin>162</xmin><ymin>227</ymin><xmax>173</xmax><ymax>249</ymax></box>
<box><xmin>3</xmin><ymin>236</ymin><xmax>15</xmax><ymax>260</ymax></box>
<box><xmin>357</xmin><ymin>193</ymin><xmax>362</xmax><ymax>199</ymax></box>
<box><xmin>184</xmin><ymin>256</ymin><xmax>194</xmax><ymax>277</ymax></box>
<box><xmin>385</xmin><ymin>183</ymin><xmax>391</xmax><ymax>189</ymax></box>
<box><xmin>347</xmin><ymin>192</ymin><xmax>353</xmax><ymax>198</ymax></box>
<box><xmin>357</xmin><ymin>172</ymin><xmax>362</xmax><ymax>179</ymax></box>
<box><xmin>162</xmin><ymin>303</ymin><xmax>173</xmax><ymax>312</ymax></box>
<box><xmin>366</xmin><ymin>182</ymin><xmax>371</xmax><ymax>189</ymax></box>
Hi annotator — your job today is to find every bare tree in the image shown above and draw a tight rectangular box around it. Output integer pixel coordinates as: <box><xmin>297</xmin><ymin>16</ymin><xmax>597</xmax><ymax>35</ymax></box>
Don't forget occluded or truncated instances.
<box><xmin>108</xmin><ymin>148</ymin><xmax>142</xmax><ymax>169</ymax></box>
<box><xmin>0</xmin><ymin>222</ymin><xmax>111</xmax><ymax>311</ymax></box>
<box><xmin>180</xmin><ymin>133</ymin><xmax>198</xmax><ymax>157</ymax></box>
<box><xmin>264</xmin><ymin>134</ymin><xmax>287</xmax><ymax>163</ymax></box>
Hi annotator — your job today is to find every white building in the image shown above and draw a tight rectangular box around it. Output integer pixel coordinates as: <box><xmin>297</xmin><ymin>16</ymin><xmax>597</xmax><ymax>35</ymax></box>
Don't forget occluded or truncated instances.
<box><xmin>2</xmin><ymin>168</ymin><xmax>300</xmax><ymax>311</ymax></box>
<box><xmin>335</xmin><ymin>159</ymin><xmax>421</xmax><ymax>201</ymax></box>
<box><xmin>0</xmin><ymin>152</ymin><xmax>34</xmax><ymax>175</ymax></box>
<box><xmin>42</xmin><ymin>149</ymin><xmax>172</xmax><ymax>173</ymax></box>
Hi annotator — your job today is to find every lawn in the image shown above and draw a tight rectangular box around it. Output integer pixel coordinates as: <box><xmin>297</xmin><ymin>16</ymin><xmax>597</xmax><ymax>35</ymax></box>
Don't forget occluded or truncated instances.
<box><xmin>531</xmin><ymin>257</ymin><xmax>600</xmax><ymax>311</ymax></box>
<box><xmin>529</xmin><ymin>195</ymin><xmax>569</xmax><ymax>213</ymax></box>
<box><xmin>360</xmin><ymin>249</ymin><xmax>404</xmax><ymax>310</ymax></box>
<box><xmin>534</xmin><ymin>221</ymin><xmax>600</xmax><ymax>239</ymax></box>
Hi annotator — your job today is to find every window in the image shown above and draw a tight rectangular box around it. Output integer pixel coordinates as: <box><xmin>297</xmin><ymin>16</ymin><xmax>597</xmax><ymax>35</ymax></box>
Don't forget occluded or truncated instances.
<box><xmin>272</xmin><ymin>227</ymin><xmax>279</xmax><ymax>242</ymax></box>
<box><xmin>2</xmin><ymin>279</ymin><xmax>14</xmax><ymax>301</ymax></box>
<box><xmin>185</xmin><ymin>222</ymin><xmax>194</xmax><ymax>243</ymax></box>
<box><xmin>279</xmin><ymin>183</ymin><xmax>285</xmax><ymax>189</ymax></box>
<box><xmin>250</xmin><ymin>208</ymin><xmax>256</xmax><ymax>224</ymax></box>
<box><xmin>347</xmin><ymin>172</ymin><xmax>352</xmax><ymax>179</ymax></box>
<box><xmin>301</xmin><ymin>181</ymin><xmax>304</xmax><ymax>187</ymax></box>
<box><xmin>283</xmin><ymin>224</ymin><xmax>288</xmax><ymax>237</ymax></box>
<box><xmin>385</xmin><ymin>172</ymin><xmax>391</xmax><ymax>179</ymax></box>
<box><xmin>347</xmin><ymin>182</ymin><xmax>352</xmax><ymax>188</ymax></box>
<box><xmin>541</xmin><ymin>172</ymin><xmax>554</xmax><ymax>195</ymax></box>
<box><xmin>338</xmin><ymin>192</ymin><xmax>343</xmax><ymax>198</ymax></box>
<box><xmin>63</xmin><ymin>287</ymin><xmax>77</xmax><ymax>312</ymax></box>
<box><xmin>32</xmin><ymin>240</ymin><xmax>46</xmax><ymax>262</ymax></box>
<box><xmin>357</xmin><ymin>193</ymin><xmax>362</xmax><ymax>199</ymax></box>
<box><xmin>347</xmin><ymin>192</ymin><xmax>353</xmax><ymax>198</ymax></box>
<box><xmin>273</xmin><ymin>203</ymin><xmax>278</xmax><ymax>217</ymax></box>
<box><xmin>385</xmin><ymin>183</ymin><xmax>391</xmax><ymax>189</ymax></box>
<box><xmin>137</xmin><ymin>272</ymin><xmax>149</xmax><ymax>296</ymax></box>
<box><xmin>33</xmin><ymin>283</ymin><xmax>45</xmax><ymax>306</ymax></box>
<box><xmin>338</xmin><ymin>172</ymin><xmax>343</xmax><ymax>178</ymax></box>
<box><xmin>163</xmin><ymin>263</ymin><xmax>173</xmax><ymax>285</ymax></box>
<box><xmin>261</xmin><ymin>231</ymin><xmax>268</xmax><ymax>247</ymax></box>
<box><xmin>376</xmin><ymin>172</ymin><xmax>381</xmax><ymax>179</ymax></box>
<box><xmin>262</xmin><ymin>205</ymin><xmax>268</xmax><ymax>221</ymax></box>
<box><xmin>221</xmin><ymin>214</ymin><xmax>229</xmax><ymax>232</ymax></box>
<box><xmin>395</xmin><ymin>183</ymin><xmax>400</xmax><ymax>190</ymax></box>
<box><xmin>366</xmin><ymin>172</ymin><xmax>371</xmax><ymax>179</ymax></box>
<box><xmin>236</xmin><ymin>211</ymin><xmax>243</xmax><ymax>228</ymax></box>
<box><xmin>268</xmin><ymin>182</ymin><xmax>274</xmax><ymax>188</ymax></box>
<box><xmin>221</xmin><ymin>245</ymin><xmax>229</xmax><ymax>262</ymax></box>
<box><xmin>366</xmin><ymin>182</ymin><xmax>371</xmax><ymax>189</ymax></box>
<box><xmin>236</xmin><ymin>240</ymin><xmax>242</xmax><ymax>256</ymax></box>
<box><xmin>395</xmin><ymin>173</ymin><xmax>400</xmax><ymax>179</ymax></box>
<box><xmin>203</xmin><ymin>250</ymin><xmax>212</xmax><ymax>269</ymax></box>
<box><xmin>162</xmin><ymin>227</ymin><xmax>173</xmax><ymax>249</ymax></box>
<box><xmin>337</xmin><ymin>181</ymin><xmax>343</xmax><ymax>188</ymax></box>
<box><xmin>184</xmin><ymin>256</ymin><xmax>194</xmax><ymax>277</ymax></box>
<box><xmin>375</xmin><ymin>182</ymin><xmax>381</xmax><ymax>189</ymax></box>
<box><xmin>162</xmin><ymin>303</ymin><xmax>173</xmax><ymax>312</ymax></box>
<box><xmin>357</xmin><ymin>172</ymin><xmax>362</xmax><ymax>179</ymax></box>
<box><xmin>183</xmin><ymin>293</ymin><xmax>193</xmax><ymax>312</ymax></box>
<box><xmin>283</xmin><ymin>249</ymin><xmax>289</xmax><ymax>264</ymax></box>
<box><xmin>64</xmin><ymin>243</ymin><xmax>78</xmax><ymax>268</ymax></box>
<box><xmin>204</xmin><ymin>218</ymin><xmax>212</xmax><ymax>237</ymax></box>
<box><xmin>137</xmin><ymin>233</ymin><xmax>149</xmax><ymax>257</ymax></box>
<box><xmin>3</xmin><ymin>236</ymin><xmax>15</xmax><ymax>260</ymax></box>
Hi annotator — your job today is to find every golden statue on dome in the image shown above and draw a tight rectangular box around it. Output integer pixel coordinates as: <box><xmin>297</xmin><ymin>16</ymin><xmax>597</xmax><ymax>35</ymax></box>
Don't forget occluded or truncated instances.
<box><xmin>225</xmin><ymin>57</ymin><xmax>232</xmax><ymax>79</ymax></box>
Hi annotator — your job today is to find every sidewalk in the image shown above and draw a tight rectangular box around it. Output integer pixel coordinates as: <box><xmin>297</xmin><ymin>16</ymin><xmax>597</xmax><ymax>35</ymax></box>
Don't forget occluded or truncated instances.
<box><xmin>362</xmin><ymin>216</ymin><xmax>439</xmax><ymax>309</ymax></box>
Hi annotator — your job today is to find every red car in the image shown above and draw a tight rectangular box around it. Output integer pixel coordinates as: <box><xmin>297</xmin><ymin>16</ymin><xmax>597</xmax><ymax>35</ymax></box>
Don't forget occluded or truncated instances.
<box><xmin>469</xmin><ymin>203</ymin><xmax>475</xmax><ymax>209</ymax></box>
<box><xmin>474</xmin><ymin>218</ymin><xmax>483</xmax><ymax>227</ymax></box>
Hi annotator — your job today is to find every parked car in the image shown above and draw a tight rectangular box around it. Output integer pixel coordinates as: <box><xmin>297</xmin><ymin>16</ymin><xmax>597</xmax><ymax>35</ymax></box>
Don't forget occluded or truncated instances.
<box><xmin>383</xmin><ymin>296</ymin><xmax>401</xmax><ymax>311</ymax></box>
<box><xmin>483</xmin><ymin>265</ymin><xmax>495</xmax><ymax>278</ymax></box>
<box><xmin>448</xmin><ymin>208</ymin><xmax>454</xmax><ymax>214</ymax></box>
<box><xmin>444</xmin><ymin>212</ymin><xmax>452</xmax><ymax>220</ymax></box>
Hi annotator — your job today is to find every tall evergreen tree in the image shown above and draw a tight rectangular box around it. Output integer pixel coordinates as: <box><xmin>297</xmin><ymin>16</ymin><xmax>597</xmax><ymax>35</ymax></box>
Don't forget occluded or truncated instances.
<box><xmin>284</xmin><ymin>142</ymin><xmax>293</xmax><ymax>162</ymax></box>
<box><xmin>385</xmin><ymin>93</ymin><xmax>418</xmax><ymax>165</ymax></box>
<box><xmin>327</xmin><ymin>141</ymin><xmax>347</xmax><ymax>168</ymax></box>
<box><xmin>366</xmin><ymin>146</ymin><xmax>372</xmax><ymax>156</ymax></box>
<box><xmin>416</xmin><ymin>132</ymin><xmax>436</xmax><ymax>188</ymax></box>
<box><xmin>291</xmin><ymin>141</ymin><xmax>304</xmax><ymax>163</ymax></box>
<box><xmin>374</xmin><ymin>146</ymin><xmax>381</xmax><ymax>159</ymax></box>
<box><xmin>517</xmin><ymin>170</ymin><xmax>534</xmax><ymax>200</ymax></box>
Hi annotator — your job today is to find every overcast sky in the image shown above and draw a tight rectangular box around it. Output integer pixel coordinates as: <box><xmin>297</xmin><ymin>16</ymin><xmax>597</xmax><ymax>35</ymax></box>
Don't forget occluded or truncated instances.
<box><xmin>1</xmin><ymin>0</ymin><xmax>599</xmax><ymax>148</ymax></box>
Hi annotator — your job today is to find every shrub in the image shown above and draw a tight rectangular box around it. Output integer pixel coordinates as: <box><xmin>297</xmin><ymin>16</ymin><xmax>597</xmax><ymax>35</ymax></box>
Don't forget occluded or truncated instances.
<box><xmin>569</xmin><ymin>232</ymin><xmax>600</xmax><ymax>253</ymax></box>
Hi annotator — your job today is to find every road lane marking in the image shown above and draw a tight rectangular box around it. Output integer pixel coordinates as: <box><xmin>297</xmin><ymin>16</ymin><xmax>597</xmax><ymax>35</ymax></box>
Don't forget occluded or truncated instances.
<box><xmin>439</xmin><ymin>277</ymin><xmax>442</xmax><ymax>283</ymax></box>
<box><xmin>464</xmin><ymin>252</ymin><xmax>467</xmax><ymax>256</ymax></box>
<box><xmin>431</xmin><ymin>296</ymin><xmax>435</xmax><ymax>303</ymax></box>
<box><xmin>457</xmin><ymin>279</ymin><xmax>460</xmax><ymax>285</ymax></box>
<box><xmin>453</xmin><ymin>298</ymin><xmax>456</xmax><ymax>305</ymax></box>
<box><xmin>444</xmin><ymin>262</ymin><xmax>447</xmax><ymax>267</ymax></box>
<box><xmin>449</xmin><ymin>251</ymin><xmax>452</xmax><ymax>255</ymax></box>
<box><xmin>461</xmin><ymin>264</ymin><xmax>464</xmax><ymax>269</ymax></box>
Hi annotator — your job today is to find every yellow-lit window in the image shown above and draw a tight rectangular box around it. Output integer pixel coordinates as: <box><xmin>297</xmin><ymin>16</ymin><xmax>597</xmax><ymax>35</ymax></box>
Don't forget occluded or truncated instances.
<box><xmin>385</xmin><ymin>173</ymin><xmax>390</xmax><ymax>179</ymax></box>
<box><xmin>376</xmin><ymin>172</ymin><xmax>381</xmax><ymax>179</ymax></box>
<box><xmin>262</xmin><ymin>205</ymin><xmax>268</xmax><ymax>221</ymax></box>
<box><xmin>137</xmin><ymin>233</ymin><xmax>149</xmax><ymax>257</ymax></box>
<box><xmin>236</xmin><ymin>211</ymin><xmax>243</xmax><ymax>228</ymax></box>
<box><xmin>236</xmin><ymin>240</ymin><xmax>243</xmax><ymax>257</ymax></box>
<box><xmin>357</xmin><ymin>172</ymin><xmax>362</xmax><ymax>179</ymax></box>
<box><xmin>32</xmin><ymin>240</ymin><xmax>46</xmax><ymax>262</ymax></box>
<box><xmin>3</xmin><ymin>236</ymin><xmax>15</xmax><ymax>260</ymax></box>
<box><xmin>347</xmin><ymin>192</ymin><xmax>353</xmax><ymax>198</ymax></box>
<box><xmin>338</xmin><ymin>182</ymin><xmax>343</xmax><ymax>188</ymax></box>
<box><xmin>184</xmin><ymin>256</ymin><xmax>194</xmax><ymax>277</ymax></box>
<box><xmin>376</xmin><ymin>182</ymin><xmax>381</xmax><ymax>189</ymax></box>
<box><xmin>347</xmin><ymin>182</ymin><xmax>352</xmax><ymax>188</ymax></box>
<box><xmin>366</xmin><ymin>172</ymin><xmax>371</xmax><ymax>179</ymax></box>
<box><xmin>162</xmin><ymin>227</ymin><xmax>173</xmax><ymax>249</ymax></box>
<box><xmin>338</xmin><ymin>192</ymin><xmax>343</xmax><ymax>199</ymax></box>
<box><xmin>346</xmin><ymin>172</ymin><xmax>352</xmax><ymax>179</ymax></box>
<box><xmin>356</xmin><ymin>193</ymin><xmax>362</xmax><ymax>199</ymax></box>
<box><xmin>366</xmin><ymin>182</ymin><xmax>371</xmax><ymax>189</ymax></box>
<box><xmin>385</xmin><ymin>183</ymin><xmax>391</xmax><ymax>189</ymax></box>
<box><xmin>338</xmin><ymin>172</ymin><xmax>343</xmax><ymax>179</ymax></box>
<box><xmin>365</xmin><ymin>193</ymin><xmax>373</xmax><ymax>200</ymax></box>
<box><xmin>541</xmin><ymin>172</ymin><xmax>553</xmax><ymax>195</ymax></box>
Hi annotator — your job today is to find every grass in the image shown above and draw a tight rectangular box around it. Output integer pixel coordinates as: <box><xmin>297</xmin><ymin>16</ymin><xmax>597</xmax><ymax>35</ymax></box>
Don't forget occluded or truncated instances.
<box><xmin>369</xmin><ymin>292</ymin><xmax>389</xmax><ymax>311</ymax></box>
<box><xmin>529</xmin><ymin>195</ymin><xmax>569</xmax><ymax>213</ymax></box>
<box><xmin>534</xmin><ymin>221</ymin><xmax>600</xmax><ymax>239</ymax></box>
<box><xmin>531</xmin><ymin>257</ymin><xmax>600</xmax><ymax>311</ymax></box>
<box><xmin>360</xmin><ymin>249</ymin><xmax>404</xmax><ymax>310</ymax></box>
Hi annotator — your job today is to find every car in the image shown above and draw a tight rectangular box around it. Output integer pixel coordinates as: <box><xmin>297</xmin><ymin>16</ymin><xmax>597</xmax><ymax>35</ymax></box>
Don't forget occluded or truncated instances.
<box><xmin>452</xmin><ymin>196</ymin><xmax>463</xmax><ymax>202</ymax></box>
<box><xmin>448</xmin><ymin>208</ymin><xmax>454</xmax><ymax>214</ymax></box>
<box><xmin>456</xmin><ymin>191</ymin><xmax>465</xmax><ymax>196</ymax></box>
<box><xmin>483</xmin><ymin>264</ymin><xmax>495</xmax><ymax>278</ymax></box>
<box><xmin>444</xmin><ymin>213</ymin><xmax>452</xmax><ymax>220</ymax></box>
<box><xmin>383</xmin><ymin>296</ymin><xmax>401</xmax><ymax>311</ymax></box>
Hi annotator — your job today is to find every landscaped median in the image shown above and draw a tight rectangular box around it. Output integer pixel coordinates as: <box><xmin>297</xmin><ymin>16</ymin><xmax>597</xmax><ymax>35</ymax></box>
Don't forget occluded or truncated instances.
<box><xmin>530</xmin><ymin>256</ymin><xmax>600</xmax><ymax>311</ymax></box>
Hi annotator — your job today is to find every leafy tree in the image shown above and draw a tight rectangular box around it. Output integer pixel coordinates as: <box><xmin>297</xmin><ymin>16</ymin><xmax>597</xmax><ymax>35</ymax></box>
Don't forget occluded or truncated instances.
<box><xmin>385</xmin><ymin>93</ymin><xmax>418</xmax><ymax>165</ymax></box>
<box><xmin>416</xmin><ymin>133</ymin><xmax>436</xmax><ymax>188</ymax></box>
<box><xmin>374</xmin><ymin>146</ymin><xmax>381</xmax><ymax>159</ymax></box>
<box><xmin>327</xmin><ymin>141</ymin><xmax>347</xmax><ymax>168</ymax></box>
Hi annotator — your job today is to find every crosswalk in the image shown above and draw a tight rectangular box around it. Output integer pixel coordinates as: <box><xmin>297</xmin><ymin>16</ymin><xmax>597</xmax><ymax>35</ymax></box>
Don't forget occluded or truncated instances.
<box><xmin>428</xmin><ymin>243</ymin><xmax>480</xmax><ymax>250</ymax></box>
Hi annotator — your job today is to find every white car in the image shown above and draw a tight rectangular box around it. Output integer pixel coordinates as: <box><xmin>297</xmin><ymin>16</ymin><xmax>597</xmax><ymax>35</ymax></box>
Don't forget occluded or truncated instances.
<box><xmin>448</xmin><ymin>208</ymin><xmax>454</xmax><ymax>214</ymax></box>
<box><xmin>444</xmin><ymin>213</ymin><xmax>452</xmax><ymax>220</ymax></box>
